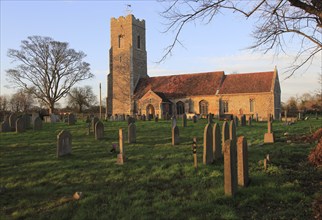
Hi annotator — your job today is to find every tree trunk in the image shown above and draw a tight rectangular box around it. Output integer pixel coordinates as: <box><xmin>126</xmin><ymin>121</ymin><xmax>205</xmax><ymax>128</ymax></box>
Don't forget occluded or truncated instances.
<box><xmin>49</xmin><ymin>102</ymin><xmax>55</xmax><ymax>114</ymax></box>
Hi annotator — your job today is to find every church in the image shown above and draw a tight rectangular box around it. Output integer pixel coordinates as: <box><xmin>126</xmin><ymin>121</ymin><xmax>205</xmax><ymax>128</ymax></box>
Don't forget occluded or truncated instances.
<box><xmin>107</xmin><ymin>14</ymin><xmax>281</xmax><ymax>120</ymax></box>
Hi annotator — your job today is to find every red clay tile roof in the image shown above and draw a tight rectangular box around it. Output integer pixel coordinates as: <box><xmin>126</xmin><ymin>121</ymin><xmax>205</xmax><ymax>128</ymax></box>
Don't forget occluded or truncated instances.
<box><xmin>218</xmin><ymin>71</ymin><xmax>274</xmax><ymax>94</ymax></box>
<box><xmin>134</xmin><ymin>71</ymin><xmax>224</xmax><ymax>99</ymax></box>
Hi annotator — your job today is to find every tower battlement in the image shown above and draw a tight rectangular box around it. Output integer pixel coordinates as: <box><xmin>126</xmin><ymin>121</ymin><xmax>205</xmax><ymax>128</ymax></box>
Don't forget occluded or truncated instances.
<box><xmin>111</xmin><ymin>14</ymin><xmax>145</xmax><ymax>28</ymax></box>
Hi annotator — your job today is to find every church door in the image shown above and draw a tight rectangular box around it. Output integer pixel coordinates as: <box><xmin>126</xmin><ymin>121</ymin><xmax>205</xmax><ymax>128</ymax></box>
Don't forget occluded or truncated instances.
<box><xmin>146</xmin><ymin>104</ymin><xmax>155</xmax><ymax>119</ymax></box>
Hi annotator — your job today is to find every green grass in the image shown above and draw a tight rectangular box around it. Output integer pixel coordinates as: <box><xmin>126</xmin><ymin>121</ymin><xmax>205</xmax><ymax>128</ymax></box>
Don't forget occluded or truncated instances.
<box><xmin>0</xmin><ymin>117</ymin><xmax>321</xmax><ymax>219</ymax></box>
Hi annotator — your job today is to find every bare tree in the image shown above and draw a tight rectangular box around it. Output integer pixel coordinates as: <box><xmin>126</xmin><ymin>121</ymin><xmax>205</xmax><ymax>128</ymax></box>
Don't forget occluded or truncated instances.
<box><xmin>6</xmin><ymin>36</ymin><xmax>94</xmax><ymax>114</ymax></box>
<box><xmin>67</xmin><ymin>86</ymin><xmax>97</xmax><ymax>113</ymax></box>
<box><xmin>0</xmin><ymin>95</ymin><xmax>9</xmax><ymax>111</ymax></box>
<box><xmin>159</xmin><ymin>0</ymin><xmax>321</xmax><ymax>76</ymax></box>
<box><xmin>9</xmin><ymin>89</ymin><xmax>34</xmax><ymax>112</ymax></box>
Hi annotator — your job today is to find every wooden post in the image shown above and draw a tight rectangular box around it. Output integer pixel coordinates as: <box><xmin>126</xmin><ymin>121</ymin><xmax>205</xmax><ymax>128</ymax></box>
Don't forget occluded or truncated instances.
<box><xmin>192</xmin><ymin>137</ymin><xmax>198</xmax><ymax>169</ymax></box>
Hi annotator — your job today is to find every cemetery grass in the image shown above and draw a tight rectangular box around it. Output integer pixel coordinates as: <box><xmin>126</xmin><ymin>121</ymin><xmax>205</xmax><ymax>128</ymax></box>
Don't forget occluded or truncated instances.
<box><xmin>1</xmin><ymin>118</ymin><xmax>321</xmax><ymax>220</ymax></box>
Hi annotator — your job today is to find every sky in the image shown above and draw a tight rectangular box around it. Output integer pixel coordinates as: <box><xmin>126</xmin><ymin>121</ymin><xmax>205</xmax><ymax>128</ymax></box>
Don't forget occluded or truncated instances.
<box><xmin>1</xmin><ymin>0</ymin><xmax>321</xmax><ymax>105</ymax></box>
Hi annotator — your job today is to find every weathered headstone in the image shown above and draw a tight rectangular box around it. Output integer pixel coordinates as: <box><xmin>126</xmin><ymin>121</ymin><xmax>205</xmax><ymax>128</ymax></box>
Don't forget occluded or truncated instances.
<box><xmin>0</xmin><ymin>117</ymin><xmax>10</xmax><ymax>132</ymax></box>
<box><xmin>21</xmin><ymin>113</ymin><xmax>31</xmax><ymax>129</ymax></box>
<box><xmin>33</xmin><ymin>117</ymin><xmax>42</xmax><ymax>131</ymax></box>
<box><xmin>213</xmin><ymin>123</ymin><xmax>222</xmax><ymax>160</ymax></box>
<box><xmin>92</xmin><ymin>117</ymin><xmax>99</xmax><ymax>133</ymax></box>
<box><xmin>95</xmin><ymin>121</ymin><xmax>104</xmax><ymax>140</ymax></box>
<box><xmin>68</xmin><ymin>113</ymin><xmax>76</xmax><ymax>125</ymax></box>
<box><xmin>264</xmin><ymin>120</ymin><xmax>275</xmax><ymax>143</ymax></box>
<box><xmin>207</xmin><ymin>113</ymin><xmax>213</xmax><ymax>124</ymax></box>
<box><xmin>192</xmin><ymin>137</ymin><xmax>198</xmax><ymax>169</ymax></box>
<box><xmin>155</xmin><ymin>116</ymin><xmax>159</xmax><ymax>122</ymax></box>
<box><xmin>222</xmin><ymin>121</ymin><xmax>229</xmax><ymax>152</ymax></box>
<box><xmin>171</xmin><ymin>116</ymin><xmax>177</xmax><ymax>128</ymax></box>
<box><xmin>172</xmin><ymin>125</ymin><xmax>180</xmax><ymax>145</ymax></box>
<box><xmin>203</xmin><ymin>123</ymin><xmax>213</xmax><ymax>164</ymax></box>
<box><xmin>9</xmin><ymin>113</ymin><xmax>17</xmax><ymax>131</ymax></box>
<box><xmin>192</xmin><ymin>115</ymin><xmax>197</xmax><ymax>123</ymax></box>
<box><xmin>229</xmin><ymin>120</ymin><xmax>236</xmax><ymax>143</ymax></box>
<box><xmin>16</xmin><ymin>118</ymin><xmax>25</xmax><ymax>133</ymax></box>
<box><xmin>128</xmin><ymin>123</ymin><xmax>136</xmax><ymax>143</ymax></box>
<box><xmin>117</xmin><ymin>128</ymin><xmax>125</xmax><ymax>164</ymax></box>
<box><xmin>240</xmin><ymin>115</ymin><xmax>246</xmax><ymax>126</ymax></box>
<box><xmin>248</xmin><ymin>116</ymin><xmax>252</xmax><ymax>126</ymax></box>
<box><xmin>57</xmin><ymin>130</ymin><xmax>72</xmax><ymax>157</ymax></box>
<box><xmin>182</xmin><ymin>113</ymin><xmax>187</xmax><ymax>127</ymax></box>
<box><xmin>237</xmin><ymin>136</ymin><xmax>249</xmax><ymax>187</ymax></box>
<box><xmin>223</xmin><ymin>139</ymin><xmax>237</xmax><ymax>197</ymax></box>
<box><xmin>233</xmin><ymin>116</ymin><xmax>239</xmax><ymax>127</ymax></box>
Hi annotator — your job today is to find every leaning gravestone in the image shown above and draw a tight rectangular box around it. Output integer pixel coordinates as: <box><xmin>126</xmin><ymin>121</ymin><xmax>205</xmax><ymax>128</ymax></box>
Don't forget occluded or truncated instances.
<box><xmin>172</xmin><ymin>125</ymin><xmax>180</xmax><ymax>145</ymax></box>
<box><xmin>128</xmin><ymin>123</ymin><xmax>136</xmax><ymax>144</ymax></box>
<box><xmin>237</xmin><ymin>136</ymin><xmax>249</xmax><ymax>187</ymax></box>
<box><xmin>9</xmin><ymin>113</ymin><xmax>17</xmax><ymax>131</ymax></box>
<box><xmin>95</xmin><ymin>121</ymin><xmax>104</xmax><ymax>140</ymax></box>
<box><xmin>224</xmin><ymin>139</ymin><xmax>238</xmax><ymax>197</ymax></box>
<box><xmin>0</xmin><ymin>117</ymin><xmax>10</xmax><ymax>132</ymax></box>
<box><xmin>222</xmin><ymin>121</ymin><xmax>229</xmax><ymax>152</ymax></box>
<box><xmin>203</xmin><ymin>122</ymin><xmax>213</xmax><ymax>164</ymax></box>
<box><xmin>16</xmin><ymin>118</ymin><xmax>25</xmax><ymax>133</ymax></box>
<box><xmin>213</xmin><ymin>123</ymin><xmax>222</xmax><ymax>160</ymax></box>
<box><xmin>33</xmin><ymin>117</ymin><xmax>43</xmax><ymax>131</ymax></box>
<box><xmin>57</xmin><ymin>130</ymin><xmax>72</xmax><ymax>157</ymax></box>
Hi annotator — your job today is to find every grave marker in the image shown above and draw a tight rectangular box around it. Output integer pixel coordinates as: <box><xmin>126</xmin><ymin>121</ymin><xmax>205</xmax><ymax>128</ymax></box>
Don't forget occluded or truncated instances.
<box><xmin>224</xmin><ymin>139</ymin><xmax>237</xmax><ymax>197</ymax></box>
<box><xmin>33</xmin><ymin>117</ymin><xmax>42</xmax><ymax>131</ymax></box>
<box><xmin>203</xmin><ymin>123</ymin><xmax>213</xmax><ymax>164</ymax></box>
<box><xmin>222</xmin><ymin>121</ymin><xmax>229</xmax><ymax>152</ymax></box>
<box><xmin>213</xmin><ymin>123</ymin><xmax>222</xmax><ymax>160</ymax></box>
<box><xmin>57</xmin><ymin>130</ymin><xmax>72</xmax><ymax>157</ymax></box>
<box><xmin>16</xmin><ymin>118</ymin><xmax>24</xmax><ymax>133</ymax></box>
<box><xmin>128</xmin><ymin>123</ymin><xmax>136</xmax><ymax>143</ymax></box>
<box><xmin>237</xmin><ymin>136</ymin><xmax>249</xmax><ymax>187</ymax></box>
<box><xmin>172</xmin><ymin>125</ymin><xmax>180</xmax><ymax>145</ymax></box>
<box><xmin>117</xmin><ymin>128</ymin><xmax>125</xmax><ymax>164</ymax></box>
<box><xmin>95</xmin><ymin>121</ymin><xmax>104</xmax><ymax>140</ymax></box>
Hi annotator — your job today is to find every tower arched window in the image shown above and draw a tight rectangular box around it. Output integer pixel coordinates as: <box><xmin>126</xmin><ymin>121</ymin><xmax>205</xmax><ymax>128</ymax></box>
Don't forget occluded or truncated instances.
<box><xmin>199</xmin><ymin>100</ymin><xmax>208</xmax><ymax>115</ymax></box>
<box><xmin>118</xmin><ymin>35</ymin><xmax>123</xmax><ymax>48</ymax></box>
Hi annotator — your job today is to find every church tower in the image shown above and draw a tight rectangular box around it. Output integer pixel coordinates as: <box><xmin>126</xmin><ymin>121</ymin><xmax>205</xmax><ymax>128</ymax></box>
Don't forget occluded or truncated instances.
<box><xmin>107</xmin><ymin>14</ymin><xmax>148</xmax><ymax>115</ymax></box>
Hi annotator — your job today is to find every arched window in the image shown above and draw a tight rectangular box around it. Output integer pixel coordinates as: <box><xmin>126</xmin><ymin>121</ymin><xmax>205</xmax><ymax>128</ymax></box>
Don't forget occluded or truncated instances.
<box><xmin>199</xmin><ymin>100</ymin><xmax>208</xmax><ymax>115</ymax></box>
<box><xmin>176</xmin><ymin>101</ymin><xmax>185</xmax><ymax>115</ymax></box>
<box><xmin>118</xmin><ymin>35</ymin><xmax>123</xmax><ymax>48</ymax></box>
<box><xmin>250</xmin><ymin>99</ymin><xmax>255</xmax><ymax>112</ymax></box>
<box><xmin>223</xmin><ymin>101</ymin><xmax>229</xmax><ymax>113</ymax></box>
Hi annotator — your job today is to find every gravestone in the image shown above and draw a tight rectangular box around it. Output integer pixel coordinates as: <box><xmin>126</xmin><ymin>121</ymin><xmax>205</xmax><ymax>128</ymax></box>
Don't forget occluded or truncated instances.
<box><xmin>50</xmin><ymin>114</ymin><xmax>59</xmax><ymax>123</ymax></box>
<box><xmin>248</xmin><ymin>116</ymin><xmax>252</xmax><ymax>126</ymax></box>
<box><xmin>68</xmin><ymin>113</ymin><xmax>76</xmax><ymax>125</ymax></box>
<box><xmin>155</xmin><ymin>116</ymin><xmax>159</xmax><ymax>122</ymax></box>
<box><xmin>31</xmin><ymin>112</ymin><xmax>39</xmax><ymax>124</ymax></box>
<box><xmin>222</xmin><ymin>121</ymin><xmax>229</xmax><ymax>152</ymax></box>
<box><xmin>233</xmin><ymin>116</ymin><xmax>239</xmax><ymax>127</ymax></box>
<box><xmin>182</xmin><ymin>113</ymin><xmax>187</xmax><ymax>127</ymax></box>
<box><xmin>192</xmin><ymin>115</ymin><xmax>197</xmax><ymax>123</ymax></box>
<box><xmin>127</xmin><ymin>116</ymin><xmax>135</xmax><ymax>125</ymax></box>
<box><xmin>128</xmin><ymin>123</ymin><xmax>136</xmax><ymax>144</ymax></box>
<box><xmin>172</xmin><ymin>125</ymin><xmax>180</xmax><ymax>145</ymax></box>
<box><xmin>264</xmin><ymin>120</ymin><xmax>275</xmax><ymax>143</ymax></box>
<box><xmin>33</xmin><ymin>117</ymin><xmax>43</xmax><ymax>131</ymax></box>
<box><xmin>95</xmin><ymin>121</ymin><xmax>104</xmax><ymax>140</ymax></box>
<box><xmin>203</xmin><ymin>123</ymin><xmax>213</xmax><ymax>164</ymax></box>
<box><xmin>117</xmin><ymin>128</ymin><xmax>125</xmax><ymax>164</ymax></box>
<box><xmin>171</xmin><ymin>116</ymin><xmax>177</xmax><ymax>128</ymax></box>
<box><xmin>22</xmin><ymin>113</ymin><xmax>31</xmax><ymax>129</ymax></box>
<box><xmin>223</xmin><ymin>139</ymin><xmax>237</xmax><ymax>197</ymax></box>
<box><xmin>0</xmin><ymin>117</ymin><xmax>10</xmax><ymax>132</ymax></box>
<box><xmin>9</xmin><ymin>113</ymin><xmax>17</xmax><ymax>131</ymax></box>
<box><xmin>142</xmin><ymin>114</ymin><xmax>146</xmax><ymax>121</ymax></box>
<box><xmin>237</xmin><ymin>136</ymin><xmax>249</xmax><ymax>187</ymax></box>
<box><xmin>192</xmin><ymin>137</ymin><xmax>198</xmax><ymax>169</ymax></box>
<box><xmin>92</xmin><ymin>117</ymin><xmax>99</xmax><ymax>133</ymax></box>
<box><xmin>207</xmin><ymin>113</ymin><xmax>213</xmax><ymax>124</ymax></box>
<box><xmin>213</xmin><ymin>123</ymin><xmax>222</xmax><ymax>160</ymax></box>
<box><xmin>229</xmin><ymin>120</ymin><xmax>236</xmax><ymax>143</ymax></box>
<box><xmin>57</xmin><ymin>130</ymin><xmax>72</xmax><ymax>157</ymax></box>
<box><xmin>16</xmin><ymin>118</ymin><xmax>25</xmax><ymax>133</ymax></box>
<box><xmin>255</xmin><ymin>113</ymin><xmax>259</xmax><ymax>122</ymax></box>
<box><xmin>240</xmin><ymin>115</ymin><xmax>246</xmax><ymax>126</ymax></box>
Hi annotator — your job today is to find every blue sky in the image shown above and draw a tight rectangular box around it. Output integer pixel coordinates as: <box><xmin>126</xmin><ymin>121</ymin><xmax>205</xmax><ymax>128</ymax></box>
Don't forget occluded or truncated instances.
<box><xmin>1</xmin><ymin>0</ymin><xmax>321</xmax><ymax>104</ymax></box>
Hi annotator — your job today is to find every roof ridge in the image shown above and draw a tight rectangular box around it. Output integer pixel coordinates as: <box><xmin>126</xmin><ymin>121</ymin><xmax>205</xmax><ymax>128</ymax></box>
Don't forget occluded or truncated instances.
<box><xmin>148</xmin><ymin>71</ymin><xmax>224</xmax><ymax>79</ymax></box>
<box><xmin>226</xmin><ymin>71</ymin><xmax>274</xmax><ymax>76</ymax></box>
